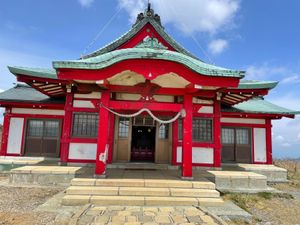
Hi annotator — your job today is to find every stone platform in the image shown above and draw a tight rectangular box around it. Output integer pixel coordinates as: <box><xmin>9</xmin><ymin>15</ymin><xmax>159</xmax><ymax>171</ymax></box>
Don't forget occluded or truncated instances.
<box><xmin>10</xmin><ymin>166</ymin><xmax>84</xmax><ymax>186</ymax></box>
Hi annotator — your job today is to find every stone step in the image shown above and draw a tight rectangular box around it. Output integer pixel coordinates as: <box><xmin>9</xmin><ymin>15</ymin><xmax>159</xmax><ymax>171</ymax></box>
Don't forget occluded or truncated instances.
<box><xmin>62</xmin><ymin>195</ymin><xmax>224</xmax><ymax>206</ymax></box>
<box><xmin>70</xmin><ymin>178</ymin><xmax>215</xmax><ymax>189</ymax></box>
<box><xmin>66</xmin><ymin>186</ymin><xmax>220</xmax><ymax>198</ymax></box>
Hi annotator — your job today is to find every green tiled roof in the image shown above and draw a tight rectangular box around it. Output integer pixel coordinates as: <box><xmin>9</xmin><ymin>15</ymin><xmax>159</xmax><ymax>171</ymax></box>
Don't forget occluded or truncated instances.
<box><xmin>54</xmin><ymin>48</ymin><xmax>245</xmax><ymax>78</ymax></box>
<box><xmin>82</xmin><ymin>17</ymin><xmax>198</xmax><ymax>60</ymax></box>
<box><xmin>222</xmin><ymin>97</ymin><xmax>300</xmax><ymax>116</ymax></box>
<box><xmin>236</xmin><ymin>80</ymin><xmax>278</xmax><ymax>89</ymax></box>
<box><xmin>8</xmin><ymin>66</ymin><xmax>57</xmax><ymax>79</ymax></box>
<box><xmin>0</xmin><ymin>84</ymin><xmax>64</xmax><ymax>104</ymax></box>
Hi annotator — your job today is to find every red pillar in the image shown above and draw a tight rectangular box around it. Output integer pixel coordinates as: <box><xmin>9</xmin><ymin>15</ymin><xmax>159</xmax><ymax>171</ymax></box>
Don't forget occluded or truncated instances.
<box><xmin>107</xmin><ymin>113</ymin><xmax>115</xmax><ymax>164</ymax></box>
<box><xmin>0</xmin><ymin>108</ymin><xmax>11</xmax><ymax>156</ymax></box>
<box><xmin>266</xmin><ymin>119</ymin><xmax>273</xmax><ymax>164</ymax></box>
<box><xmin>172</xmin><ymin>120</ymin><xmax>178</xmax><ymax>165</ymax></box>
<box><xmin>95</xmin><ymin>91</ymin><xmax>110</xmax><ymax>176</ymax></box>
<box><xmin>182</xmin><ymin>94</ymin><xmax>193</xmax><ymax>178</ymax></box>
<box><xmin>213</xmin><ymin>100</ymin><xmax>221</xmax><ymax>167</ymax></box>
<box><xmin>60</xmin><ymin>92</ymin><xmax>73</xmax><ymax>163</ymax></box>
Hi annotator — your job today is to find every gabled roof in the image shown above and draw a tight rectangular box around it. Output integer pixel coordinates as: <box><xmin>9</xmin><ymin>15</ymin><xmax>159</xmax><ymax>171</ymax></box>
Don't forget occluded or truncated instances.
<box><xmin>222</xmin><ymin>97</ymin><xmax>300</xmax><ymax>117</ymax></box>
<box><xmin>82</xmin><ymin>5</ymin><xmax>197</xmax><ymax>60</ymax></box>
<box><xmin>53</xmin><ymin>47</ymin><xmax>245</xmax><ymax>78</ymax></box>
<box><xmin>236</xmin><ymin>80</ymin><xmax>278</xmax><ymax>90</ymax></box>
<box><xmin>0</xmin><ymin>84</ymin><xmax>64</xmax><ymax>104</ymax></box>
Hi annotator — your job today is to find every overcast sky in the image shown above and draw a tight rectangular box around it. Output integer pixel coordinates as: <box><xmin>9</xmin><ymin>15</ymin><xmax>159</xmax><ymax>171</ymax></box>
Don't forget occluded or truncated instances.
<box><xmin>0</xmin><ymin>0</ymin><xmax>299</xmax><ymax>158</ymax></box>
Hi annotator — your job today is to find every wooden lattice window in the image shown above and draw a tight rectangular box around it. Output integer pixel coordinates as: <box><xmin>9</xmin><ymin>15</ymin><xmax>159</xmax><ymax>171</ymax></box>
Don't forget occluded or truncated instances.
<box><xmin>118</xmin><ymin>118</ymin><xmax>130</xmax><ymax>138</ymax></box>
<box><xmin>159</xmin><ymin>124</ymin><xmax>169</xmax><ymax>139</ymax></box>
<box><xmin>72</xmin><ymin>113</ymin><xmax>99</xmax><ymax>138</ymax></box>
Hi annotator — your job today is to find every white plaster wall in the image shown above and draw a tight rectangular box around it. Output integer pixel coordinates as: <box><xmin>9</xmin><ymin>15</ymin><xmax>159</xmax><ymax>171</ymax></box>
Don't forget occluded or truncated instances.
<box><xmin>74</xmin><ymin>92</ymin><xmax>101</xmax><ymax>99</ymax></box>
<box><xmin>221</xmin><ymin>117</ymin><xmax>265</xmax><ymax>124</ymax></box>
<box><xmin>12</xmin><ymin>108</ymin><xmax>64</xmax><ymax>116</ymax></box>
<box><xmin>176</xmin><ymin>147</ymin><xmax>214</xmax><ymax>164</ymax></box>
<box><xmin>253</xmin><ymin>128</ymin><xmax>267</xmax><ymax>163</ymax></box>
<box><xmin>73</xmin><ymin>100</ymin><xmax>95</xmax><ymax>108</ymax></box>
<box><xmin>68</xmin><ymin>143</ymin><xmax>97</xmax><ymax>160</ymax></box>
<box><xmin>7</xmin><ymin>118</ymin><xmax>24</xmax><ymax>154</ymax></box>
<box><xmin>198</xmin><ymin>106</ymin><xmax>214</xmax><ymax>114</ymax></box>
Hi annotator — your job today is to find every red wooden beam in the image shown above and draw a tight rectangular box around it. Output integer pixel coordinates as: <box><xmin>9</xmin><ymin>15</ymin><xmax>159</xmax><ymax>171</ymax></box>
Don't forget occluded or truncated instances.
<box><xmin>213</xmin><ymin>100</ymin><xmax>221</xmax><ymax>167</ymax></box>
<box><xmin>221</xmin><ymin>112</ymin><xmax>294</xmax><ymax>119</ymax></box>
<box><xmin>0</xmin><ymin>109</ymin><xmax>11</xmax><ymax>156</ymax></box>
<box><xmin>0</xmin><ymin>101</ymin><xmax>65</xmax><ymax>110</ymax></box>
<box><xmin>109</xmin><ymin>100</ymin><xmax>182</xmax><ymax>112</ymax></box>
<box><xmin>266</xmin><ymin>119</ymin><xmax>273</xmax><ymax>164</ymax></box>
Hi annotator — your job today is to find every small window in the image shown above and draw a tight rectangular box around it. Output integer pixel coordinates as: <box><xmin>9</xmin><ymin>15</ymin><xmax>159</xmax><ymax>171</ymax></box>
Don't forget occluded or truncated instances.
<box><xmin>119</xmin><ymin>118</ymin><xmax>130</xmax><ymax>138</ymax></box>
<box><xmin>28</xmin><ymin>120</ymin><xmax>43</xmax><ymax>137</ymax></box>
<box><xmin>44</xmin><ymin>121</ymin><xmax>59</xmax><ymax>137</ymax></box>
<box><xmin>236</xmin><ymin>128</ymin><xmax>249</xmax><ymax>145</ymax></box>
<box><xmin>222</xmin><ymin>128</ymin><xmax>234</xmax><ymax>144</ymax></box>
<box><xmin>178</xmin><ymin>118</ymin><xmax>213</xmax><ymax>142</ymax></box>
<box><xmin>72</xmin><ymin>113</ymin><xmax>99</xmax><ymax>138</ymax></box>
<box><xmin>159</xmin><ymin>124</ymin><xmax>169</xmax><ymax>139</ymax></box>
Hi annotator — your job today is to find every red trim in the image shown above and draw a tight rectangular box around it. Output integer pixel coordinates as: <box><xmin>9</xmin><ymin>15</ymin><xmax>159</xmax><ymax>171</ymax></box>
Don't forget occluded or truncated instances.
<box><xmin>20</xmin><ymin>118</ymin><xmax>26</xmax><ymax>156</ymax></box>
<box><xmin>117</xmin><ymin>23</ymin><xmax>176</xmax><ymax>51</ymax></box>
<box><xmin>60</xmin><ymin>93</ymin><xmax>73</xmax><ymax>163</ymax></box>
<box><xmin>213</xmin><ymin>100</ymin><xmax>221</xmax><ymax>167</ymax></box>
<box><xmin>95</xmin><ymin>91</ymin><xmax>110</xmax><ymax>175</ymax></box>
<box><xmin>222</xmin><ymin>112</ymin><xmax>293</xmax><ymax>119</ymax></box>
<box><xmin>9</xmin><ymin>114</ymin><xmax>64</xmax><ymax>119</ymax></box>
<box><xmin>109</xmin><ymin>100</ymin><xmax>182</xmax><ymax>112</ymax></box>
<box><xmin>182</xmin><ymin>94</ymin><xmax>193</xmax><ymax>178</ymax></box>
<box><xmin>221</xmin><ymin>122</ymin><xmax>267</xmax><ymax>128</ymax></box>
<box><xmin>0</xmin><ymin>102</ymin><xmax>64</xmax><ymax>109</ymax></box>
<box><xmin>251</xmin><ymin>127</ymin><xmax>255</xmax><ymax>164</ymax></box>
<box><xmin>0</xmin><ymin>109</ymin><xmax>11</xmax><ymax>156</ymax></box>
<box><xmin>57</xmin><ymin>60</ymin><xmax>240</xmax><ymax>88</ymax></box>
<box><xmin>266</xmin><ymin>119</ymin><xmax>273</xmax><ymax>164</ymax></box>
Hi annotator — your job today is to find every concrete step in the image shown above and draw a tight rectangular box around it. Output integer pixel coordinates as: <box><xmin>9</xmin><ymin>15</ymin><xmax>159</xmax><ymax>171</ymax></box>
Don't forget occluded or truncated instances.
<box><xmin>70</xmin><ymin>178</ymin><xmax>215</xmax><ymax>189</ymax></box>
<box><xmin>62</xmin><ymin>195</ymin><xmax>224</xmax><ymax>206</ymax></box>
<box><xmin>66</xmin><ymin>186</ymin><xmax>220</xmax><ymax>198</ymax></box>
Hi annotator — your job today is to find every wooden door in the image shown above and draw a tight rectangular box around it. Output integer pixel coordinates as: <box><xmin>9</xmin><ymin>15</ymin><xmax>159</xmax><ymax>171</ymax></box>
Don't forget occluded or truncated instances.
<box><xmin>221</xmin><ymin>127</ymin><xmax>235</xmax><ymax>162</ymax></box>
<box><xmin>25</xmin><ymin>119</ymin><xmax>61</xmax><ymax>157</ymax></box>
<box><xmin>113</xmin><ymin>117</ymin><xmax>131</xmax><ymax>162</ymax></box>
<box><xmin>155</xmin><ymin>123</ymin><xmax>171</xmax><ymax>163</ymax></box>
<box><xmin>235</xmin><ymin>128</ymin><xmax>252</xmax><ymax>163</ymax></box>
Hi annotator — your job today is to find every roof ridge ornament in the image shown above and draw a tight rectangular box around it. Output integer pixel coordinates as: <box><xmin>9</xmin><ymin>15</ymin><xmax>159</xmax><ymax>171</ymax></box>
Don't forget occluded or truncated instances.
<box><xmin>134</xmin><ymin>2</ymin><xmax>162</xmax><ymax>27</ymax></box>
<box><xmin>135</xmin><ymin>36</ymin><xmax>167</xmax><ymax>50</ymax></box>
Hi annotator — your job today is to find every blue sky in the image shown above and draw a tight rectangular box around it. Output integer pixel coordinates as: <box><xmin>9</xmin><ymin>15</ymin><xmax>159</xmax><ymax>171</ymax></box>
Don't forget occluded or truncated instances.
<box><xmin>0</xmin><ymin>0</ymin><xmax>299</xmax><ymax>158</ymax></box>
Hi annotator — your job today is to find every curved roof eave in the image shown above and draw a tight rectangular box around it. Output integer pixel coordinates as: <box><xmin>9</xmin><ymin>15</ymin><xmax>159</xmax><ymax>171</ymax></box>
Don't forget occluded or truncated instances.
<box><xmin>54</xmin><ymin>48</ymin><xmax>245</xmax><ymax>78</ymax></box>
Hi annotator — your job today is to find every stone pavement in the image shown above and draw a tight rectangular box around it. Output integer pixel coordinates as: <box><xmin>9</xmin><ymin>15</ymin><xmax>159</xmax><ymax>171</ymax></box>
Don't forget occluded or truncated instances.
<box><xmin>69</xmin><ymin>205</ymin><xmax>223</xmax><ymax>225</ymax></box>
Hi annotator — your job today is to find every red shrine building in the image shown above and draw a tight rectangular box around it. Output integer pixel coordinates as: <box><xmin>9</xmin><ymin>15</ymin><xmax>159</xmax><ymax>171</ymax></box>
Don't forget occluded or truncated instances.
<box><xmin>0</xmin><ymin>5</ymin><xmax>298</xmax><ymax>178</ymax></box>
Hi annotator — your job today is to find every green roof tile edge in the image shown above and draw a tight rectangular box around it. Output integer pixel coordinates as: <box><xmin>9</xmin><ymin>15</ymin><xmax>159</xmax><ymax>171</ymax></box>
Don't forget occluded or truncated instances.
<box><xmin>53</xmin><ymin>48</ymin><xmax>245</xmax><ymax>78</ymax></box>
<box><xmin>8</xmin><ymin>66</ymin><xmax>57</xmax><ymax>79</ymax></box>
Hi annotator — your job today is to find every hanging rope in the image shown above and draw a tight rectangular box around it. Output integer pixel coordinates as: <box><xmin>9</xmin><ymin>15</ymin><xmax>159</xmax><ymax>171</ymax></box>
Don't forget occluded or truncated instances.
<box><xmin>101</xmin><ymin>103</ymin><xmax>186</xmax><ymax>124</ymax></box>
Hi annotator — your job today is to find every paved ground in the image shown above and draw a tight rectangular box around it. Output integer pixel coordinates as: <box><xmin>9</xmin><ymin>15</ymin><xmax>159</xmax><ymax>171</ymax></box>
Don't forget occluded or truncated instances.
<box><xmin>65</xmin><ymin>205</ymin><xmax>222</xmax><ymax>225</ymax></box>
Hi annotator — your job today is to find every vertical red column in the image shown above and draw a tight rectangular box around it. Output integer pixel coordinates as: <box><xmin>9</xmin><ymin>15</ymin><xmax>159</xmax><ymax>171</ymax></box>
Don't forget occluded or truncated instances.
<box><xmin>0</xmin><ymin>108</ymin><xmax>11</xmax><ymax>156</ymax></box>
<box><xmin>266</xmin><ymin>119</ymin><xmax>273</xmax><ymax>164</ymax></box>
<box><xmin>60</xmin><ymin>92</ymin><xmax>73</xmax><ymax>163</ymax></box>
<box><xmin>213</xmin><ymin>100</ymin><xmax>221</xmax><ymax>167</ymax></box>
<box><xmin>107</xmin><ymin>113</ymin><xmax>115</xmax><ymax>164</ymax></box>
<box><xmin>95</xmin><ymin>91</ymin><xmax>110</xmax><ymax>176</ymax></box>
<box><xmin>182</xmin><ymin>94</ymin><xmax>193</xmax><ymax>178</ymax></box>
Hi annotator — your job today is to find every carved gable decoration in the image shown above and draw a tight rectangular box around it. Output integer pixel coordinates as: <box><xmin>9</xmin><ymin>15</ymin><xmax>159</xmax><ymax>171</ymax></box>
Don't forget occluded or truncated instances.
<box><xmin>136</xmin><ymin>36</ymin><xmax>168</xmax><ymax>50</ymax></box>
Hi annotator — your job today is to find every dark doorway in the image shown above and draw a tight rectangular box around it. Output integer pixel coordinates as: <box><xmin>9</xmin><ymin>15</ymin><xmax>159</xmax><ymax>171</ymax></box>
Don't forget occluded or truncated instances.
<box><xmin>221</xmin><ymin>127</ymin><xmax>252</xmax><ymax>163</ymax></box>
<box><xmin>131</xmin><ymin>126</ymin><xmax>156</xmax><ymax>162</ymax></box>
<box><xmin>24</xmin><ymin>119</ymin><xmax>61</xmax><ymax>157</ymax></box>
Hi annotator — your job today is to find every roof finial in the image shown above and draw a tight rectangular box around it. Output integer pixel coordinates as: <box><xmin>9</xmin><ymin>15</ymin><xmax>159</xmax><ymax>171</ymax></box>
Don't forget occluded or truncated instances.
<box><xmin>147</xmin><ymin>0</ymin><xmax>151</xmax><ymax>11</ymax></box>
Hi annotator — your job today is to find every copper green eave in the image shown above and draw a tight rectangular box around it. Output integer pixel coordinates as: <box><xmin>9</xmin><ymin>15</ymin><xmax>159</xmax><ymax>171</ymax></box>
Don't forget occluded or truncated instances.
<box><xmin>81</xmin><ymin>17</ymin><xmax>197</xmax><ymax>60</ymax></box>
<box><xmin>236</xmin><ymin>80</ymin><xmax>278</xmax><ymax>90</ymax></box>
<box><xmin>222</xmin><ymin>97</ymin><xmax>300</xmax><ymax>117</ymax></box>
<box><xmin>53</xmin><ymin>48</ymin><xmax>245</xmax><ymax>78</ymax></box>
<box><xmin>7</xmin><ymin>66</ymin><xmax>57</xmax><ymax>79</ymax></box>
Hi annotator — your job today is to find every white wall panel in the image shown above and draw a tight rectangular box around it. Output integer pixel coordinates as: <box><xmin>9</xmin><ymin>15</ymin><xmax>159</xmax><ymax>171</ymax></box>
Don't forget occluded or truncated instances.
<box><xmin>7</xmin><ymin>118</ymin><xmax>24</xmax><ymax>154</ymax></box>
<box><xmin>73</xmin><ymin>100</ymin><xmax>95</xmax><ymax>108</ymax></box>
<box><xmin>253</xmin><ymin>128</ymin><xmax>267</xmax><ymax>163</ymax></box>
<box><xmin>198</xmin><ymin>106</ymin><xmax>213</xmax><ymax>114</ymax></box>
<box><xmin>74</xmin><ymin>92</ymin><xmax>101</xmax><ymax>99</ymax></box>
<box><xmin>12</xmin><ymin>108</ymin><xmax>64</xmax><ymax>116</ymax></box>
<box><xmin>221</xmin><ymin>117</ymin><xmax>265</xmax><ymax>124</ymax></box>
<box><xmin>176</xmin><ymin>147</ymin><xmax>214</xmax><ymax>164</ymax></box>
<box><xmin>69</xmin><ymin>143</ymin><xmax>97</xmax><ymax>160</ymax></box>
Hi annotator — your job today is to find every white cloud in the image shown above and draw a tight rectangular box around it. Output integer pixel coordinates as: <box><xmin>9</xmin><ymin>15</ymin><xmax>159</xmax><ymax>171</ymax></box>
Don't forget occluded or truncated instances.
<box><xmin>281</xmin><ymin>75</ymin><xmax>300</xmax><ymax>84</ymax></box>
<box><xmin>0</xmin><ymin>89</ymin><xmax>4</xmax><ymax>93</ymax></box>
<box><xmin>208</xmin><ymin>39</ymin><xmax>228</xmax><ymax>54</ymax></box>
<box><xmin>118</xmin><ymin>0</ymin><xmax>240</xmax><ymax>34</ymax></box>
<box><xmin>78</xmin><ymin>0</ymin><xmax>94</xmax><ymax>8</ymax></box>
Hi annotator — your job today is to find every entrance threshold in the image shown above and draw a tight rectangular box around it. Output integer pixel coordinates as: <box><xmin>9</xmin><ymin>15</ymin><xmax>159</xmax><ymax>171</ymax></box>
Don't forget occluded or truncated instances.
<box><xmin>107</xmin><ymin>163</ymin><xmax>176</xmax><ymax>170</ymax></box>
